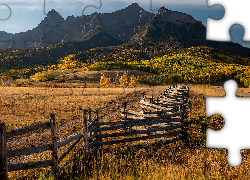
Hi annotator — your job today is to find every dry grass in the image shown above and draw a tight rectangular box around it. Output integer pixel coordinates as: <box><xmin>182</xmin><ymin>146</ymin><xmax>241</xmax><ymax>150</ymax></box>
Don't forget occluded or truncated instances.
<box><xmin>0</xmin><ymin>86</ymin><xmax>143</xmax><ymax>131</ymax></box>
<box><xmin>1</xmin><ymin>83</ymin><xmax>250</xmax><ymax>179</ymax></box>
<box><xmin>0</xmin><ymin>85</ymin><xmax>147</xmax><ymax>179</ymax></box>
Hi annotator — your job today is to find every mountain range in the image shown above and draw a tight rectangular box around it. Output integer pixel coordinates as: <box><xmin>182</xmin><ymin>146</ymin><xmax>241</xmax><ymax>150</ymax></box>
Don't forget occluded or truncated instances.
<box><xmin>1</xmin><ymin>3</ymin><xmax>248</xmax><ymax>53</ymax></box>
<box><xmin>1</xmin><ymin>3</ymin><xmax>154</xmax><ymax>49</ymax></box>
<box><xmin>1</xmin><ymin>2</ymin><xmax>250</xmax><ymax>71</ymax></box>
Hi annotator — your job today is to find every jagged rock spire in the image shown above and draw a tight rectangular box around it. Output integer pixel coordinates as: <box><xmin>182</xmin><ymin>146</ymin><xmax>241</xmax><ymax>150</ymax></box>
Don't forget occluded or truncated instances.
<box><xmin>156</xmin><ymin>6</ymin><xmax>168</xmax><ymax>15</ymax></box>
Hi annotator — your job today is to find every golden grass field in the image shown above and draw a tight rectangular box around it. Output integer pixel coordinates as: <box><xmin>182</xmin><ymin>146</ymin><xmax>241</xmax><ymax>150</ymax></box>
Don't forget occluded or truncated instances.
<box><xmin>1</xmin><ymin>82</ymin><xmax>250</xmax><ymax>179</ymax></box>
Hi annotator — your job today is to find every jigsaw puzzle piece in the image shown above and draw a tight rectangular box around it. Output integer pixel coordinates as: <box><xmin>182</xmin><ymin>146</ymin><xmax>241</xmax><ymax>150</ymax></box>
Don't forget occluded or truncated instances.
<box><xmin>207</xmin><ymin>0</ymin><xmax>250</xmax><ymax>41</ymax></box>
<box><xmin>0</xmin><ymin>4</ymin><xmax>14</xmax><ymax>47</ymax></box>
<box><xmin>82</xmin><ymin>0</ymin><xmax>102</xmax><ymax>17</ymax></box>
<box><xmin>0</xmin><ymin>4</ymin><xmax>12</xmax><ymax>20</ymax></box>
<box><xmin>206</xmin><ymin>80</ymin><xmax>250</xmax><ymax>167</ymax></box>
<box><xmin>229</xmin><ymin>24</ymin><xmax>250</xmax><ymax>48</ymax></box>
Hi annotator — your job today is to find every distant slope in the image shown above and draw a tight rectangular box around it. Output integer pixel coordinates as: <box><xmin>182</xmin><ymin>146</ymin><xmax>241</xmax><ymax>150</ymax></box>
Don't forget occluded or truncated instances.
<box><xmin>0</xmin><ymin>26</ymin><xmax>122</xmax><ymax>70</ymax></box>
<box><xmin>128</xmin><ymin>7</ymin><xmax>250</xmax><ymax>56</ymax></box>
<box><xmin>0</xmin><ymin>31</ymin><xmax>14</xmax><ymax>47</ymax></box>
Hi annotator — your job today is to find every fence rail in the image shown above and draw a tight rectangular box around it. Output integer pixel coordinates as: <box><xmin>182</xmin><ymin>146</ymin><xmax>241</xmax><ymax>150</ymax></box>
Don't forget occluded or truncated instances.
<box><xmin>0</xmin><ymin>111</ymin><xmax>96</xmax><ymax>180</ymax></box>
<box><xmin>0</xmin><ymin>85</ymin><xmax>190</xmax><ymax>180</ymax></box>
<box><xmin>83</xmin><ymin>85</ymin><xmax>190</xmax><ymax>155</ymax></box>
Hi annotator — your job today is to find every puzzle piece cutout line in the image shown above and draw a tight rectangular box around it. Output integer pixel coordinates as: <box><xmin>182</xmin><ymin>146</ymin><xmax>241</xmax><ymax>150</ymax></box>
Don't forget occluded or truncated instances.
<box><xmin>206</xmin><ymin>0</ymin><xmax>250</xmax><ymax>41</ymax></box>
<box><xmin>229</xmin><ymin>24</ymin><xmax>250</xmax><ymax>47</ymax></box>
<box><xmin>0</xmin><ymin>5</ymin><xmax>13</xmax><ymax>48</ymax></box>
<box><xmin>24</xmin><ymin>2</ymin><xmax>64</xmax><ymax>48</ymax></box>
<box><xmin>206</xmin><ymin>79</ymin><xmax>250</xmax><ymax>167</ymax></box>
<box><xmin>0</xmin><ymin>4</ymin><xmax>12</xmax><ymax>21</ymax></box>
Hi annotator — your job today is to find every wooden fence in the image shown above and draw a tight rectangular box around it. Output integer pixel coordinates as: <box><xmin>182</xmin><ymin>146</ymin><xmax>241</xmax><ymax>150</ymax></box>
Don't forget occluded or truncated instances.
<box><xmin>0</xmin><ymin>85</ymin><xmax>190</xmax><ymax>180</ymax></box>
<box><xmin>83</xmin><ymin>85</ymin><xmax>190</xmax><ymax>154</ymax></box>
<box><xmin>0</xmin><ymin>109</ymin><xmax>98</xmax><ymax>180</ymax></box>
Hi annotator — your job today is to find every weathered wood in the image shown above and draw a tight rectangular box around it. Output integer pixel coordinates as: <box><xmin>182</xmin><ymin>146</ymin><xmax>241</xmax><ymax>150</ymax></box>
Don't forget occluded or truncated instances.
<box><xmin>50</xmin><ymin>114</ymin><xmax>58</xmax><ymax>180</ymax></box>
<box><xmin>88</xmin><ymin>132</ymin><xmax>98</xmax><ymax>143</ymax></box>
<box><xmin>83</xmin><ymin>109</ymin><xmax>89</xmax><ymax>157</ymax></box>
<box><xmin>140</xmin><ymin>112</ymin><xmax>182</xmax><ymax>119</ymax></box>
<box><xmin>96</xmin><ymin>113</ymin><xmax>182</xmax><ymax>126</ymax></box>
<box><xmin>140</xmin><ymin>101</ymin><xmax>170</xmax><ymax>110</ymax></box>
<box><xmin>180</xmin><ymin>104</ymin><xmax>189</xmax><ymax>147</ymax></box>
<box><xmin>99</xmin><ymin>125</ymin><xmax>182</xmax><ymax>139</ymax></box>
<box><xmin>58</xmin><ymin>134</ymin><xmax>83</xmax><ymax>163</ymax></box>
<box><xmin>6</xmin><ymin>122</ymin><xmax>50</xmax><ymax>138</ymax></box>
<box><xmin>95</xmin><ymin>109</ymin><xmax>101</xmax><ymax>151</ymax></box>
<box><xmin>97</xmin><ymin>117</ymin><xmax>180</xmax><ymax>128</ymax></box>
<box><xmin>125</xmin><ymin>110</ymin><xmax>145</xmax><ymax>116</ymax></box>
<box><xmin>89</xmin><ymin>139</ymin><xmax>99</xmax><ymax>149</ymax></box>
<box><xmin>87</xmin><ymin>118</ymin><xmax>97</xmax><ymax>130</ymax></box>
<box><xmin>97</xmin><ymin>119</ymin><xmax>182</xmax><ymax>132</ymax></box>
<box><xmin>7</xmin><ymin>144</ymin><xmax>51</xmax><ymax>157</ymax></box>
<box><xmin>0</xmin><ymin>123</ymin><xmax>8</xmax><ymax>180</ymax></box>
<box><xmin>100</xmin><ymin>131</ymin><xmax>182</xmax><ymax>146</ymax></box>
<box><xmin>88</xmin><ymin>108</ymin><xmax>94</xmax><ymax>136</ymax></box>
<box><xmin>88</xmin><ymin>108</ymin><xmax>91</xmax><ymax>123</ymax></box>
<box><xmin>58</xmin><ymin>147</ymin><xmax>84</xmax><ymax>171</ymax></box>
<box><xmin>139</xmin><ymin>106</ymin><xmax>176</xmax><ymax>113</ymax></box>
<box><xmin>8</xmin><ymin>160</ymin><xmax>52</xmax><ymax>171</ymax></box>
<box><xmin>57</xmin><ymin>133</ymin><xmax>82</xmax><ymax>148</ymax></box>
<box><xmin>88</xmin><ymin>126</ymin><xmax>96</xmax><ymax>135</ymax></box>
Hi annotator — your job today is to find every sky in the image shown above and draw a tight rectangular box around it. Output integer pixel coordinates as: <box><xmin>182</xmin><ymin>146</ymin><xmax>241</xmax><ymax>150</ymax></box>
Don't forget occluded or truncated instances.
<box><xmin>0</xmin><ymin>0</ymin><xmax>249</xmax><ymax>47</ymax></box>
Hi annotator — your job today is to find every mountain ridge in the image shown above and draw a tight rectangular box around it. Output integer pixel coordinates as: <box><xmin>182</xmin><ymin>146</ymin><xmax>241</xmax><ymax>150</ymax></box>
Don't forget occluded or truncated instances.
<box><xmin>1</xmin><ymin>3</ymin><xmax>154</xmax><ymax>49</ymax></box>
<box><xmin>1</xmin><ymin>2</ymin><xmax>250</xmax><ymax>72</ymax></box>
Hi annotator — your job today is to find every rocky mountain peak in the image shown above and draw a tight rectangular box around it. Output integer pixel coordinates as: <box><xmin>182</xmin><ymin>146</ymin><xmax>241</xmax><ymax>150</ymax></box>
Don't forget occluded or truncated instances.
<box><xmin>45</xmin><ymin>9</ymin><xmax>63</xmax><ymax>27</ymax></box>
<box><xmin>128</xmin><ymin>2</ymin><xmax>140</xmax><ymax>8</ymax></box>
<box><xmin>156</xmin><ymin>6</ymin><xmax>168</xmax><ymax>15</ymax></box>
<box><xmin>47</xmin><ymin>9</ymin><xmax>60</xmax><ymax>16</ymax></box>
<box><xmin>126</xmin><ymin>2</ymin><xmax>143</xmax><ymax>11</ymax></box>
<box><xmin>47</xmin><ymin>9</ymin><xmax>62</xmax><ymax>21</ymax></box>
<box><xmin>155</xmin><ymin>7</ymin><xmax>197</xmax><ymax>24</ymax></box>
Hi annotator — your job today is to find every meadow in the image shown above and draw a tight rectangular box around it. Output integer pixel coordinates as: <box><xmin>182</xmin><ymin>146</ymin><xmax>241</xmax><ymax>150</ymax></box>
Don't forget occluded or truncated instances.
<box><xmin>1</xmin><ymin>20</ymin><xmax>250</xmax><ymax>179</ymax></box>
<box><xmin>1</xmin><ymin>83</ymin><xmax>250</xmax><ymax>179</ymax></box>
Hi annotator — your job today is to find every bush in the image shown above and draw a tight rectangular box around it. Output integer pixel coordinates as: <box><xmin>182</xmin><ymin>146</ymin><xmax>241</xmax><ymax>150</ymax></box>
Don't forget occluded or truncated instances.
<box><xmin>30</xmin><ymin>70</ymin><xmax>54</xmax><ymax>82</ymax></box>
<box><xmin>100</xmin><ymin>73</ymin><xmax>111</xmax><ymax>87</ymax></box>
<box><xmin>129</xmin><ymin>75</ymin><xmax>138</xmax><ymax>87</ymax></box>
<box><xmin>118</xmin><ymin>74</ymin><xmax>128</xmax><ymax>87</ymax></box>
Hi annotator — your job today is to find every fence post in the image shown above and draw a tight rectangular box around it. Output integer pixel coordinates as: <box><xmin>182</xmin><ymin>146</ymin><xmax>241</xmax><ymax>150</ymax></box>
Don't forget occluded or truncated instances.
<box><xmin>88</xmin><ymin>108</ymin><xmax>93</xmax><ymax>136</ymax></box>
<box><xmin>96</xmin><ymin>110</ymin><xmax>101</xmax><ymax>151</ymax></box>
<box><xmin>50</xmin><ymin>114</ymin><xmax>58</xmax><ymax>180</ymax></box>
<box><xmin>88</xmin><ymin>108</ymin><xmax>91</xmax><ymax>123</ymax></box>
<box><xmin>83</xmin><ymin>109</ymin><xmax>89</xmax><ymax>157</ymax></box>
<box><xmin>123</xmin><ymin>102</ymin><xmax>127</xmax><ymax>120</ymax></box>
<box><xmin>0</xmin><ymin>123</ymin><xmax>7</xmax><ymax>180</ymax></box>
<box><xmin>180</xmin><ymin>104</ymin><xmax>189</xmax><ymax>147</ymax></box>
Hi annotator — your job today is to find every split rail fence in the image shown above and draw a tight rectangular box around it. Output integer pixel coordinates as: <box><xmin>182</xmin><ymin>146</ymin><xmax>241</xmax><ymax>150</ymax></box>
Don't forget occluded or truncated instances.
<box><xmin>85</xmin><ymin>85</ymin><xmax>190</xmax><ymax>154</ymax></box>
<box><xmin>0</xmin><ymin>85</ymin><xmax>190</xmax><ymax>180</ymax></box>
